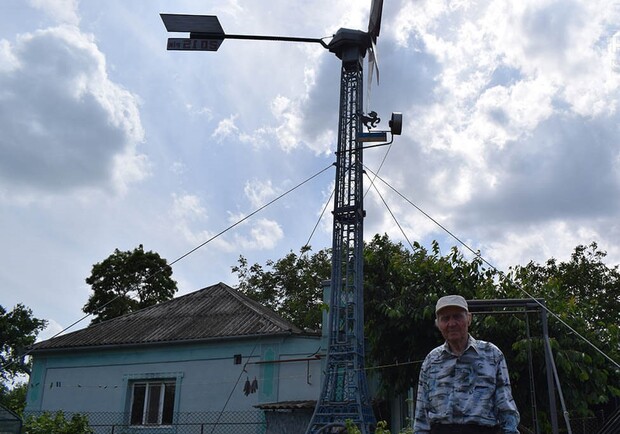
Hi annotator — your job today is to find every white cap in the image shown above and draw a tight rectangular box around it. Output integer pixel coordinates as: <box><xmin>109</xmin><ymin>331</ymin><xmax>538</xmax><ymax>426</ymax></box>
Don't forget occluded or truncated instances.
<box><xmin>435</xmin><ymin>295</ymin><xmax>468</xmax><ymax>314</ymax></box>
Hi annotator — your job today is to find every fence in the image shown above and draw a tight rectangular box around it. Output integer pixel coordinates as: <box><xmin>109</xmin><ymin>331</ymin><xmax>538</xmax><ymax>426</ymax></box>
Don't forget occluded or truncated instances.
<box><xmin>569</xmin><ymin>417</ymin><xmax>603</xmax><ymax>434</ymax></box>
<box><xmin>22</xmin><ymin>410</ymin><xmax>267</xmax><ymax>434</ymax></box>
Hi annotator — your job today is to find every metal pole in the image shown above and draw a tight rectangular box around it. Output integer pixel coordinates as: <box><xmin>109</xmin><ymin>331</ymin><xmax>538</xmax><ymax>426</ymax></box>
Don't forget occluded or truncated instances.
<box><xmin>541</xmin><ymin>307</ymin><xmax>560</xmax><ymax>434</ymax></box>
<box><xmin>525</xmin><ymin>313</ymin><xmax>540</xmax><ymax>434</ymax></box>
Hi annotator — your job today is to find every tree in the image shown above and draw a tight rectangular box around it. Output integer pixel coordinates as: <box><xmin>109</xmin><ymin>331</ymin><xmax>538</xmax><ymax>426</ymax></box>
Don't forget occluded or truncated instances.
<box><xmin>498</xmin><ymin>242</ymin><xmax>620</xmax><ymax>422</ymax></box>
<box><xmin>0</xmin><ymin>382</ymin><xmax>28</xmax><ymax>416</ymax></box>
<box><xmin>362</xmin><ymin>234</ymin><xmax>498</xmax><ymax>394</ymax></box>
<box><xmin>82</xmin><ymin>245</ymin><xmax>177</xmax><ymax>324</ymax></box>
<box><xmin>233</xmin><ymin>234</ymin><xmax>499</xmax><ymax>393</ymax></box>
<box><xmin>233</xmin><ymin>245</ymin><xmax>331</xmax><ymax>330</ymax></box>
<box><xmin>232</xmin><ymin>235</ymin><xmax>620</xmax><ymax>431</ymax></box>
<box><xmin>0</xmin><ymin>304</ymin><xmax>47</xmax><ymax>381</ymax></box>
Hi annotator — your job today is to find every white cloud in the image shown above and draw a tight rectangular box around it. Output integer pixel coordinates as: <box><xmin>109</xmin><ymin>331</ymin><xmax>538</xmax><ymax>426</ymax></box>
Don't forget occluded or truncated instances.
<box><xmin>36</xmin><ymin>318</ymin><xmax>65</xmax><ymax>342</ymax></box>
<box><xmin>482</xmin><ymin>220</ymin><xmax>605</xmax><ymax>272</ymax></box>
<box><xmin>233</xmin><ymin>218</ymin><xmax>284</xmax><ymax>250</ymax></box>
<box><xmin>349</xmin><ymin>0</ymin><xmax>620</xmax><ymax>280</ymax></box>
<box><xmin>0</xmin><ymin>40</ymin><xmax>19</xmax><ymax>72</ymax></box>
<box><xmin>244</xmin><ymin>179</ymin><xmax>279</xmax><ymax>209</ymax></box>
<box><xmin>0</xmin><ymin>25</ymin><xmax>146</xmax><ymax>196</ymax></box>
<box><xmin>5</xmin><ymin>0</ymin><xmax>620</xmax><ymax>351</ymax></box>
<box><xmin>186</xmin><ymin>103</ymin><xmax>213</xmax><ymax>120</ymax></box>
<box><xmin>29</xmin><ymin>0</ymin><xmax>80</xmax><ymax>26</ymax></box>
<box><xmin>170</xmin><ymin>193</ymin><xmax>231</xmax><ymax>251</ymax></box>
<box><xmin>170</xmin><ymin>193</ymin><xmax>284</xmax><ymax>253</ymax></box>
<box><xmin>272</xmin><ymin>95</ymin><xmax>302</xmax><ymax>151</ymax></box>
<box><xmin>172</xmin><ymin>193</ymin><xmax>207</xmax><ymax>221</ymax></box>
<box><xmin>211</xmin><ymin>114</ymin><xmax>239</xmax><ymax>142</ymax></box>
<box><xmin>609</xmin><ymin>32</ymin><xmax>620</xmax><ymax>72</ymax></box>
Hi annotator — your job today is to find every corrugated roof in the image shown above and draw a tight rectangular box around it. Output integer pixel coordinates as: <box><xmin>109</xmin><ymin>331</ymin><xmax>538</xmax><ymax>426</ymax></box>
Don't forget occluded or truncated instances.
<box><xmin>255</xmin><ymin>400</ymin><xmax>317</xmax><ymax>410</ymax></box>
<box><xmin>30</xmin><ymin>282</ymin><xmax>307</xmax><ymax>352</ymax></box>
<box><xmin>0</xmin><ymin>404</ymin><xmax>21</xmax><ymax>421</ymax></box>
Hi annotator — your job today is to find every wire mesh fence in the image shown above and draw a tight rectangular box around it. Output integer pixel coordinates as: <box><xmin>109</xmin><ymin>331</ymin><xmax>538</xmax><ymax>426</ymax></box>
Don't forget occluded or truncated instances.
<box><xmin>22</xmin><ymin>410</ymin><xmax>267</xmax><ymax>434</ymax></box>
<box><xmin>569</xmin><ymin>416</ymin><xmax>603</xmax><ymax>434</ymax></box>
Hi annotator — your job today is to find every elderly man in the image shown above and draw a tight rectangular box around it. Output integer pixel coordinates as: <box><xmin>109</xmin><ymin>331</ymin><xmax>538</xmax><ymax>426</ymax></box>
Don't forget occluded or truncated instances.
<box><xmin>413</xmin><ymin>295</ymin><xmax>520</xmax><ymax>434</ymax></box>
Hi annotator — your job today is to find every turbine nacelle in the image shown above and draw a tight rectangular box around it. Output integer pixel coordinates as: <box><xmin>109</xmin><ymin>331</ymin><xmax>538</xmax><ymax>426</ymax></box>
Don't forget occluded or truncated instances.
<box><xmin>327</xmin><ymin>28</ymin><xmax>372</xmax><ymax>63</ymax></box>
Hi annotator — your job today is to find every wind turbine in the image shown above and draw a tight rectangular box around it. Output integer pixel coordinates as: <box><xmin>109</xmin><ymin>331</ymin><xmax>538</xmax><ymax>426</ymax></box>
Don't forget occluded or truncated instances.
<box><xmin>305</xmin><ymin>2</ymin><xmax>394</xmax><ymax>433</ymax></box>
<box><xmin>161</xmin><ymin>2</ymin><xmax>401</xmax><ymax>433</ymax></box>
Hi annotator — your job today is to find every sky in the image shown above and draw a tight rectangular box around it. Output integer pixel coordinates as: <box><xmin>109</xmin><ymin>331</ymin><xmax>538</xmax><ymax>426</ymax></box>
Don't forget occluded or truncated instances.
<box><xmin>1</xmin><ymin>0</ymin><xmax>619</xmax><ymax>341</ymax></box>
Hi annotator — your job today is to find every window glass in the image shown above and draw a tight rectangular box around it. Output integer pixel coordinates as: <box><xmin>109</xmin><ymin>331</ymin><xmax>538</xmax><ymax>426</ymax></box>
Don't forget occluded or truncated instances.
<box><xmin>130</xmin><ymin>380</ymin><xmax>175</xmax><ymax>426</ymax></box>
<box><xmin>146</xmin><ymin>383</ymin><xmax>162</xmax><ymax>424</ymax></box>
<box><xmin>130</xmin><ymin>383</ymin><xmax>146</xmax><ymax>425</ymax></box>
<box><xmin>162</xmin><ymin>383</ymin><xmax>176</xmax><ymax>424</ymax></box>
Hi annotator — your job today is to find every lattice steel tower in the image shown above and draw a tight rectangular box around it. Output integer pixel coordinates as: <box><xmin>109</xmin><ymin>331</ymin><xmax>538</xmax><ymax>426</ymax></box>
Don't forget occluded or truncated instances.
<box><xmin>305</xmin><ymin>27</ymin><xmax>376</xmax><ymax>434</ymax></box>
<box><xmin>160</xmin><ymin>3</ymin><xmax>400</xmax><ymax>432</ymax></box>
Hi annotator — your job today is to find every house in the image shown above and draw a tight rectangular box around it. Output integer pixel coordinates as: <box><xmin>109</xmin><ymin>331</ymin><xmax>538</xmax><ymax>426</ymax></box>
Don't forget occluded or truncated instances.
<box><xmin>25</xmin><ymin>282</ymin><xmax>325</xmax><ymax>433</ymax></box>
<box><xmin>0</xmin><ymin>405</ymin><xmax>22</xmax><ymax>434</ymax></box>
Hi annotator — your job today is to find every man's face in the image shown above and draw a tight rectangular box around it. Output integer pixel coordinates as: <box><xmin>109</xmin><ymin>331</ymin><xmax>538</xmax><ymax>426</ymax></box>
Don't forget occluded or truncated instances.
<box><xmin>436</xmin><ymin>306</ymin><xmax>471</xmax><ymax>345</ymax></box>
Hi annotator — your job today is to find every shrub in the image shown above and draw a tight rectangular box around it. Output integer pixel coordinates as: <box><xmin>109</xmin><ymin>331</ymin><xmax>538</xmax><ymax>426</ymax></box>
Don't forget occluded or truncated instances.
<box><xmin>345</xmin><ymin>419</ymin><xmax>413</xmax><ymax>433</ymax></box>
<box><xmin>23</xmin><ymin>411</ymin><xmax>93</xmax><ymax>434</ymax></box>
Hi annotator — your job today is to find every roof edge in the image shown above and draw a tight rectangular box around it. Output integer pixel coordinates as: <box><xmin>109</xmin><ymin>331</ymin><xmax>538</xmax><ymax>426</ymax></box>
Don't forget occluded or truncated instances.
<box><xmin>27</xmin><ymin>329</ymin><xmax>316</xmax><ymax>355</ymax></box>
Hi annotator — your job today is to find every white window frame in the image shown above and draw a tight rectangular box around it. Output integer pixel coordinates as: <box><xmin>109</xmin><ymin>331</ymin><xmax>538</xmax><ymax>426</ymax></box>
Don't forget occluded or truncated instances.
<box><xmin>130</xmin><ymin>380</ymin><xmax>175</xmax><ymax>426</ymax></box>
<box><xmin>124</xmin><ymin>372</ymin><xmax>183</xmax><ymax>428</ymax></box>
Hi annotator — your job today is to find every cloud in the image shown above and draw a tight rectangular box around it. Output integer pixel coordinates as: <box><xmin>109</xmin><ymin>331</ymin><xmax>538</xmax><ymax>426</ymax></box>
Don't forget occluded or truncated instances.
<box><xmin>171</xmin><ymin>193</ymin><xmax>207</xmax><ymax>220</ymax></box>
<box><xmin>36</xmin><ymin>318</ymin><xmax>65</xmax><ymax>342</ymax></box>
<box><xmin>271</xmin><ymin>95</ymin><xmax>302</xmax><ymax>152</ymax></box>
<box><xmin>610</xmin><ymin>32</ymin><xmax>620</xmax><ymax>72</ymax></box>
<box><xmin>29</xmin><ymin>0</ymin><xmax>80</xmax><ymax>26</ymax></box>
<box><xmin>350</xmin><ymin>0</ymin><xmax>620</xmax><ymax>271</ymax></box>
<box><xmin>233</xmin><ymin>217</ymin><xmax>284</xmax><ymax>250</ymax></box>
<box><xmin>244</xmin><ymin>179</ymin><xmax>280</xmax><ymax>208</ymax></box>
<box><xmin>212</xmin><ymin>114</ymin><xmax>239</xmax><ymax>142</ymax></box>
<box><xmin>170</xmin><ymin>193</ymin><xmax>284</xmax><ymax>253</ymax></box>
<box><xmin>0</xmin><ymin>25</ymin><xmax>147</xmax><ymax>196</ymax></box>
<box><xmin>481</xmin><ymin>220</ymin><xmax>617</xmax><ymax>272</ymax></box>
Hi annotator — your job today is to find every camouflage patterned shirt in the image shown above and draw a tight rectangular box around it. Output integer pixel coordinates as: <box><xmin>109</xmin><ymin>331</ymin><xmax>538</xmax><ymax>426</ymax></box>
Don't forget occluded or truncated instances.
<box><xmin>414</xmin><ymin>335</ymin><xmax>520</xmax><ymax>434</ymax></box>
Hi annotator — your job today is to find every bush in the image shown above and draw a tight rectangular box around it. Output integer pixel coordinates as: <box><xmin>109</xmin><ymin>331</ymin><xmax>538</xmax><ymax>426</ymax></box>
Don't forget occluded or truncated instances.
<box><xmin>345</xmin><ymin>419</ymin><xmax>413</xmax><ymax>433</ymax></box>
<box><xmin>23</xmin><ymin>411</ymin><xmax>93</xmax><ymax>434</ymax></box>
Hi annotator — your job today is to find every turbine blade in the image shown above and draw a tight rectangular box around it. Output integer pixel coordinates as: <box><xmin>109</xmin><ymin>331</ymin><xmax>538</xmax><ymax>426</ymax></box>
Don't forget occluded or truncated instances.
<box><xmin>370</xmin><ymin>40</ymin><xmax>380</xmax><ymax>85</ymax></box>
<box><xmin>368</xmin><ymin>0</ymin><xmax>384</xmax><ymax>43</ymax></box>
<box><xmin>366</xmin><ymin>42</ymin><xmax>380</xmax><ymax>112</ymax></box>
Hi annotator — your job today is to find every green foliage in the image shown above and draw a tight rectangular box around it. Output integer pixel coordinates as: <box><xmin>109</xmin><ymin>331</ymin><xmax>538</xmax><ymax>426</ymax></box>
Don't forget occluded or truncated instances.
<box><xmin>83</xmin><ymin>245</ymin><xmax>177</xmax><ymax>323</ymax></box>
<box><xmin>233</xmin><ymin>245</ymin><xmax>331</xmax><ymax>330</ymax></box>
<box><xmin>498</xmin><ymin>242</ymin><xmax>620</xmax><ymax>419</ymax></box>
<box><xmin>23</xmin><ymin>411</ymin><xmax>93</xmax><ymax>434</ymax></box>
<box><xmin>344</xmin><ymin>420</ymin><xmax>412</xmax><ymax>433</ymax></box>
<box><xmin>363</xmin><ymin>234</ymin><xmax>498</xmax><ymax>395</ymax></box>
<box><xmin>232</xmin><ymin>236</ymin><xmax>620</xmax><ymax>429</ymax></box>
<box><xmin>344</xmin><ymin>419</ymin><xmax>360</xmax><ymax>433</ymax></box>
<box><xmin>0</xmin><ymin>304</ymin><xmax>47</xmax><ymax>381</ymax></box>
<box><xmin>0</xmin><ymin>382</ymin><xmax>28</xmax><ymax>416</ymax></box>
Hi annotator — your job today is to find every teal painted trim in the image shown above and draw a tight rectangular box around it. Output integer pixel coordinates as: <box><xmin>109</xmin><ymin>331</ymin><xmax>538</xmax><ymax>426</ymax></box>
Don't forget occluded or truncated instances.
<box><xmin>259</xmin><ymin>344</ymin><xmax>280</xmax><ymax>403</ymax></box>
<box><xmin>25</xmin><ymin>357</ymin><xmax>47</xmax><ymax>411</ymax></box>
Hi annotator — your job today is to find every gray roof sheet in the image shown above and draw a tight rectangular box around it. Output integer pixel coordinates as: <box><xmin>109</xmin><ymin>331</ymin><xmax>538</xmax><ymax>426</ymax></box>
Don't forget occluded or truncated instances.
<box><xmin>255</xmin><ymin>400</ymin><xmax>316</xmax><ymax>410</ymax></box>
<box><xmin>30</xmin><ymin>282</ymin><xmax>307</xmax><ymax>352</ymax></box>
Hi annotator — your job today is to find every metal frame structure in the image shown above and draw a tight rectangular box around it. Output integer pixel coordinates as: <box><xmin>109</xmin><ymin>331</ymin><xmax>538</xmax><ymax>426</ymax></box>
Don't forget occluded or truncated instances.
<box><xmin>467</xmin><ymin>298</ymin><xmax>568</xmax><ymax>434</ymax></box>
<box><xmin>305</xmin><ymin>29</ymin><xmax>375</xmax><ymax>434</ymax></box>
<box><xmin>161</xmin><ymin>8</ymin><xmax>393</xmax><ymax>433</ymax></box>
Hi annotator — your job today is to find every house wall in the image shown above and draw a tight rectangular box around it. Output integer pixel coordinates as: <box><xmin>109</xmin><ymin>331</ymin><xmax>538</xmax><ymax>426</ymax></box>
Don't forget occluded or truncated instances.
<box><xmin>26</xmin><ymin>335</ymin><xmax>323</xmax><ymax>415</ymax></box>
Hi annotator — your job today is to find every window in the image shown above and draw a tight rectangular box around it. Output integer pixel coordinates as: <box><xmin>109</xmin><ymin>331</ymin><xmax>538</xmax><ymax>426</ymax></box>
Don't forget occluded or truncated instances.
<box><xmin>130</xmin><ymin>380</ymin><xmax>176</xmax><ymax>426</ymax></box>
